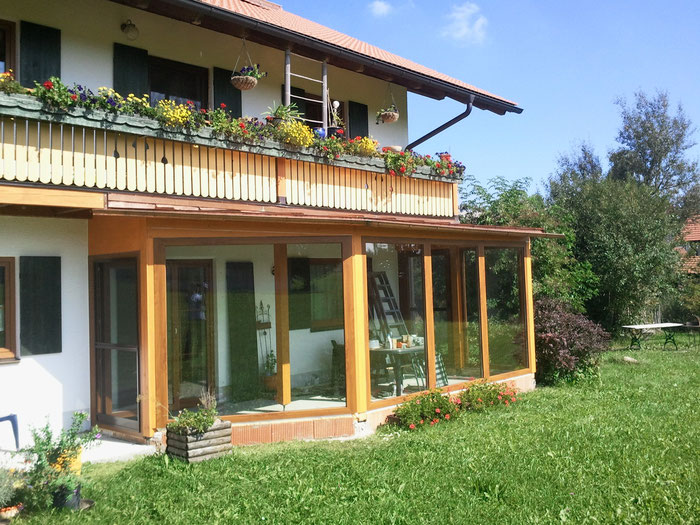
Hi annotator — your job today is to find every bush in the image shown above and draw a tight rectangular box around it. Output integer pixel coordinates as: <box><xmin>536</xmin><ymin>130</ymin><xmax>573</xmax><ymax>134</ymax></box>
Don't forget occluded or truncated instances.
<box><xmin>535</xmin><ymin>298</ymin><xmax>610</xmax><ymax>384</ymax></box>
<box><xmin>458</xmin><ymin>380</ymin><xmax>519</xmax><ymax>410</ymax></box>
<box><xmin>0</xmin><ymin>469</ymin><xmax>16</xmax><ymax>508</ymax></box>
<box><xmin>166</xmin><ymin>391</ymin><xmax>218</xmax><ymax>435</ymax></box>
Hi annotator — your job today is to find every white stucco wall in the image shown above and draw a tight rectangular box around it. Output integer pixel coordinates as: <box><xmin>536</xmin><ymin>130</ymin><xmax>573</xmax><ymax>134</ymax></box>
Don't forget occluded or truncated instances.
<box><xmin>1</xmin><ymin>0</ymin><xmax>409</xmax><ymax>147</ymax></box>
<box><xmin>0</xmin><ymin>217</ymin><xmax>90</xmax><ymax>450</ymax></box>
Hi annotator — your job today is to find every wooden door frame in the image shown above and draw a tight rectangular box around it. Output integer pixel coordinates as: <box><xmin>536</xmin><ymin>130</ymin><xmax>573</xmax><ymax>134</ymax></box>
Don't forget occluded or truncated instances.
<box><xmin>89</xmin><ymin>253</ymin><xmax>142</xmax><ymax>435</ymax></box>
<box><xmin>165</xmin><ymin>258</ymin><xmax>216</xmax><ymax>411</ymax></box>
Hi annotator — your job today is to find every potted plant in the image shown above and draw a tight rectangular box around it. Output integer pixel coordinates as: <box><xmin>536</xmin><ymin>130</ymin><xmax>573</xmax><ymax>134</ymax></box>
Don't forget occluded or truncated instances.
<box><xmin>230</xmin><ymin>64</ymin><xmax>267</xmax><ymax>91</ymax></box>
<box><xmin>166</xmin><ymin>391</ymin><xmax>232</xmax><ymax>463</ymax></box>
<box><xmin>18</xmin><ymin>412</ymin><xmax>99</xmax><ymax>511</ymax></box>
<box><xmin>376</xmin><ymin>103</ymin><xmax>399</xmax><ymax>124</ymax></box>
<box><xmin>327</xmin><ymin>100</ymin><xmax>345</xmax><ymax>137</ymax></box>
<box><xmin>263</xmin><ymin>101</ymin><xmax>304</xmax><ymax>125</ymax></box>
<box><xmin>263</xmin><ymin>351</ymin><xmax>277</xmax><ymax>391</ymax></box>
<box><xmin>0</xmin><ymin>469</ymin><xmax>23</xmax><ymax>520</ymax></box>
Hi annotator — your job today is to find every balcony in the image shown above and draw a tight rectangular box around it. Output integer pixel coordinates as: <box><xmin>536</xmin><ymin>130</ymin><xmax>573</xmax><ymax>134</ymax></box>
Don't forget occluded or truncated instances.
<box><xmin>0</xmin><ymin>93</ymin><xmax>460</xmax><ymax>218</ymax></box>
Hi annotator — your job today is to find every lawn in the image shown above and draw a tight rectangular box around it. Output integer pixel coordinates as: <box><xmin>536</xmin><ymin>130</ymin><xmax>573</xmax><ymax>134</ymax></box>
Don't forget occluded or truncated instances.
<box><xmin>18</xmin><ymin>342</ymin><xmax>700</xmax><ymax>524</ymax></box>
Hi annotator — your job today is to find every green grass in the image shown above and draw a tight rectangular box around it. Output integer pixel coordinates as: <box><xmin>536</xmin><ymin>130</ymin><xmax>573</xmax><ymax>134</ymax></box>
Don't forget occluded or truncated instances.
<box><xmin>19</xmin><ymin>344</ymin><xmax>700</xmax><ymax>524</ymax></box>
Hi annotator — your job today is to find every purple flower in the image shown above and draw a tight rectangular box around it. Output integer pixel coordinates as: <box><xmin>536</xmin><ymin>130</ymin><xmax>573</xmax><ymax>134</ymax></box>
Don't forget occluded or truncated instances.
<box><xmin>95</xmin><ymin>432</ymin><xmax>102</xmax><ymax>439</ymax></box>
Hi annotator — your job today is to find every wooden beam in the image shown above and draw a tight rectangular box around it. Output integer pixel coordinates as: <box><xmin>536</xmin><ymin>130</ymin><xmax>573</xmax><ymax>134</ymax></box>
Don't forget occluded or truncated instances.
<box><xmin>449</xmin><ymin>247</ymin><xmax>465</xmax><ymax>370</ymax></box>
<box><xmin>341</xmin><ymin>237</ymin><xmax>358</xmax><ymax>413</ymax></box>
<box><xmin>273</xmin><ymin>243</ymin><xmax>291</xmax><ymax>406</ymax></box>
<box><xmin>523</xmin><ymin>240</ymin><xmax>536</xmax><ymax>374</ymax></box>
<box><xmin>276</xmin><ymin>157</ymin><xmax>288</xmax><ymax>205</ymax></box>
<box><xmin>424</xmin><ymin>244</ymin><xmax>436</xmax><ymax>389</ymax></box>
<box><xmin>452</xmin><ymin>183</ymin><xmax>460</xmax><ymax>217</ymax></box>
<box><xmin>477</xmin><ymin>245</ymin><xmax>490</xmax><ymax>378</ymax></box>
<box><xmin>0</xmin><ymin>185</ymin><xmax>105</xmax><ymax>208</ymax></box>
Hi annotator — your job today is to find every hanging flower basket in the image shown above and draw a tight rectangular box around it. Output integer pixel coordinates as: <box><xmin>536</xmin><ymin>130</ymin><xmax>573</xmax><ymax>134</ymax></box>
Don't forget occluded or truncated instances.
<box><xmin>230</xmin><ymin>75</ymin><xmax>258</xmax><ymax>91</ymax></box>
<box><xmin>379</xmin><ymin>111</ymin><xmax>399</xmax><ymax>124</ymax></box>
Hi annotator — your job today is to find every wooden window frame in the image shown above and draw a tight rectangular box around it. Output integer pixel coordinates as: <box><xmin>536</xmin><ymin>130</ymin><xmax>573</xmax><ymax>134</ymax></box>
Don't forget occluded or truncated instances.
<box><xmin>0</xmin><ymin>19</ymin><xmax>16</xmax><ymax>73</ymax></box>
<box><xmin>0</xmin><ymin>257</ymin><xmax>17</xmax><ymax>361</ymax></box>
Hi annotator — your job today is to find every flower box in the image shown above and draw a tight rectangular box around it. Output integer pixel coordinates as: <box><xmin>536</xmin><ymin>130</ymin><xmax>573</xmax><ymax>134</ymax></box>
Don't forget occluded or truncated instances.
<box><xmin>166</xmin><ymin>419</ymin><xmax>232</xmax><ymax>463</ymax></box>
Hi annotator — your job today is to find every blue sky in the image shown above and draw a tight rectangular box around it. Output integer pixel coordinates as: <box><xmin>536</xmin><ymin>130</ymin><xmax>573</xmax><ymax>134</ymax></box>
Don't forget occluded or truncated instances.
<box><xmin>280</xmin><ymin>0</ymin><xmax>700</xmax><ymax>192</ymax></box>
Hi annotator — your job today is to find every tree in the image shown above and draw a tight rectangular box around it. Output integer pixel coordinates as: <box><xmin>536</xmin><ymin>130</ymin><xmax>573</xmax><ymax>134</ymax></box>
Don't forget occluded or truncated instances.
<box><xmin>609</xmin><ymin>91</ymin><xmax>699</xmax><ymax>203</ymax></box>
<box><xmin>460</xmin><ymin>176</ymin><xmax>598</xmax><ymax>312</ymax></box>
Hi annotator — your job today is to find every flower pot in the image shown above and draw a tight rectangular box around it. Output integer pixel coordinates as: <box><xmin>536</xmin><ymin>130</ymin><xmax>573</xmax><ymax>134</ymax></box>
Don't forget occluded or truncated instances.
<box><xmin>263</xmin><ymin>374</ymin><xmax>277</xmax><ymax>391</ymax></box>
<box><xmin>52</xmin><ymin>485</ymin><xmax>81</xmax><ymax>511</ymax></box>
<box><xmin>166</xmin><ymin>419</ymin><xmax>232</xmax><ymax>463</ymax></box>
<box><xmin>326</xmin><ymin>126</ymin><xmax>344</xmax><ymax>138</ymax></box>
<box><xmin>379</xmin><ymin>111</ymin><xmax>399</xmax><ymax>124</ymax></box>
<box><xmin>0</xmin><ymin>504</ymin><xmax>23</xmax><ymax>520</ymax></box>
<box><xmin>230</xmin><ymin>75</ymin><xmax>258</xmax><ymax>91</ymax></box>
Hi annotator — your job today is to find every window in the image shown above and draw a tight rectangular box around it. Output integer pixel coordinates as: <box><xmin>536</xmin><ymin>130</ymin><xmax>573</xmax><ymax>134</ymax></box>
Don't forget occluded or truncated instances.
<box><xmin>149</xmin><ymin>56</ymin><xmax>208</xmax><ymax>109</ymax></box>
<box><xmin>0</xmin><ymin>258</ymin><xmax>16</xmax><ymax>361</ymax></box>
<box><xmin>0</xmin><ymin>20</ymin><xmax>15</xmax><ymax>73</ymax></box>
<box><xmin>287</xmin><ymin>256</ymin><xmax>344</xmax><ymax>331</ymax></box>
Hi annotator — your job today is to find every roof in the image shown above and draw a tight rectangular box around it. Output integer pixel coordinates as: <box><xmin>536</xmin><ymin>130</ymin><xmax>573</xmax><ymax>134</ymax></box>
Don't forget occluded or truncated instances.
<box><xmin>197</xmin><ymin>0</ymin><xmax>518</xmax><ymax>110</ymax></box>
<box><xmin>683</xmin><ymin>217</ymin><xmax>700</xmax><ymax>241</ymax></box>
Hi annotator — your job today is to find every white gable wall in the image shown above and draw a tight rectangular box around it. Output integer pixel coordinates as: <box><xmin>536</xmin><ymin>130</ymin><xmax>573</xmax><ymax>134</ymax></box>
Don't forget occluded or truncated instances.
<box><xmin>1</xmin><ymin>0</ymin><xmax>409</xmax><ymax>148</ymax></box>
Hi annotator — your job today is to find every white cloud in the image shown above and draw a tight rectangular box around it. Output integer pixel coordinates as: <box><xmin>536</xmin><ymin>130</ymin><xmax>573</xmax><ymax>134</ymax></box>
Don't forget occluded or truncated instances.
<box><xmin>441</xmin><ymin>2</ymin><xmax>488</xmax><ymax>45</ymax></box>
<box><xmin>369</xmin><ymin>0</ymin><xmax>392</xmax><ymax>17</ymax></box>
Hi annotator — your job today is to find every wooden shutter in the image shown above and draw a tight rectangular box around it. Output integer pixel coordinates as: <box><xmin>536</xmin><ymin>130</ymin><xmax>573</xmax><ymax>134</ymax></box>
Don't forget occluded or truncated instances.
<box><xmin>19</xmin><ymin>21</ymin><xmax>60</xmax><ymax>87</ymax></box>
<box><xmin>348</xmin><ymin>101</ymin><xmax>369</xmax><ymax>138</ymax></box>
<box><xmin>213</xmin><ymin>67</ymin><xmax>242</xmax><ymax>117</ymax></box>
<box><xmin>113</xmin><ymin>43</ymin><xmax>149</xmax><ymax>96</ymax></box>
<box><xmin>20</xmin><ymin>256</ymin><xmax>61</xmax><ymax>355</ymax></box>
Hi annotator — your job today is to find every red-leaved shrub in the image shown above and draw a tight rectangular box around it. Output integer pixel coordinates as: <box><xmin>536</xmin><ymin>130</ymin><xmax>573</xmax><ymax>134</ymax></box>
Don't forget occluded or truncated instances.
<box><xmin>535</xmin><ymin>298</ymin><xmax>610</xmax><ymax>384</ymax></box>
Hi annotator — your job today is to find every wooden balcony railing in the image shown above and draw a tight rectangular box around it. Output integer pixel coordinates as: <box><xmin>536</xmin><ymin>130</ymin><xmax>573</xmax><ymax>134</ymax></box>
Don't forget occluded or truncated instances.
<box><xmin>0</xmin><ymin>94</ymin><xmax>459</xmax><ymax>218</ymax></box>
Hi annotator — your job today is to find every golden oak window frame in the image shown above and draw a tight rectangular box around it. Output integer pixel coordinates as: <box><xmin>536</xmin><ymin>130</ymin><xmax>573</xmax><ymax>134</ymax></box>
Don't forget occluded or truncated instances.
<box><xmin>0</xmin><ymin>257</ymin><xmax>17</xmax><ymax>361</ymax></box>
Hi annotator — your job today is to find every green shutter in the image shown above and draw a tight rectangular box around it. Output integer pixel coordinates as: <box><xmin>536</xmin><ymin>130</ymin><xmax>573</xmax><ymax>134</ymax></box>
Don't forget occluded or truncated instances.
<box><xmin>19</xmin><ymin>21</ymin><xmax>60</xmax><ymax>87</ymax></box>
<box><xmin>348</xmin><ymin>101</ymin><xmax>369</xmax><ymax>138</ymax></box>
<box><xmin>113</xmin><ymin>43</ymin><xmax>149</xmax><ymax>96</ymax></box>
<box><xmin>213</xmin><ymin>67</ymin><xmax>242</xmax><ymax>117</ymax></box>
<box><xmin>20</xmin><ymin>256</ymin><xmax>62</xmax><ymax>355</ymax></box>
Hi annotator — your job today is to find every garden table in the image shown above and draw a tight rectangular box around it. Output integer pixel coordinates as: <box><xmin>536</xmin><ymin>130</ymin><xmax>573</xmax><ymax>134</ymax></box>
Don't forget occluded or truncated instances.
<box><xmin>370</xmin><ymin>346</ymin><xmax>424</xmax><ymax>396</ymax></box>
<box><xmin>621</xmin><ymin>323</ymin><xmax>684</xmax><ymax>351</ymax></box>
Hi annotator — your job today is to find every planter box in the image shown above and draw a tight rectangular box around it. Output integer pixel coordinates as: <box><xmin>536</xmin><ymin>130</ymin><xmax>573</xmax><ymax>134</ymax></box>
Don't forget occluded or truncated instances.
<box><xmin>166</xmin><ymin>420</ymin><xmax>232</xmax><ymax>463</ymax></box>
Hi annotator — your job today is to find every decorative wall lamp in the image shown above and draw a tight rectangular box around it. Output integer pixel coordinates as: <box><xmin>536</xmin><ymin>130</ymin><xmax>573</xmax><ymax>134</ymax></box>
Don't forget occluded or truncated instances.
<box><xmin>120</xmin><ymin>20</ymin><xmax>140</xmax><ymax>41</ymax></box>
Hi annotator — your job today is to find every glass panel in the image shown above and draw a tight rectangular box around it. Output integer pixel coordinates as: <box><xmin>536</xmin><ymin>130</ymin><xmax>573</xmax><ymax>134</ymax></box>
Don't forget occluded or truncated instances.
<box><xmin>97</xmin><ymin>347</ymin><xmax>139</xmax><ymax>427</ymax></box>
<box><xmin>287</xmin><ymin>243</ymin><xmax>346</xmax><ymax>410</ymax></box>
<box><xmin>0</xmin><ymin>266</ymin><xmax>6</xmax><ymax>348</ymax></box>
<box><xmin>167</xmin><ymin>261</ymin><xmax>213</xmax><ymax>411</ymax></box>
<box><xmin>485</xmin><ymin>248</ymin><xmax>528</xmax><ymax>375</ymax></box>
<box><xmin>166</xmin><ymin>245</ymin><xmax>281</xmax><ymax>415</ymax></box>
<box><xmin>366</xmin><ymin>242</ymin><xmax>426</xmax><ymax>401</ymax></box>
<box><xmin>96</xmin><ymin>263</ymin><xmax>138</xmax><ymax>346</ymax></box>
<box><xmin>431</xmin><ymin>249</ymin><xmax>482</xmax><ymax>387</ymax></box>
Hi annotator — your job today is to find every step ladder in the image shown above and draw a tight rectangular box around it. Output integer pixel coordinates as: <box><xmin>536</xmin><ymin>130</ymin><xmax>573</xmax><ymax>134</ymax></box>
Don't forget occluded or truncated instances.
<box><xmin>368</xmin><ymin>271</ymin><xmax>408</xmax><ymax>340</ymax></box>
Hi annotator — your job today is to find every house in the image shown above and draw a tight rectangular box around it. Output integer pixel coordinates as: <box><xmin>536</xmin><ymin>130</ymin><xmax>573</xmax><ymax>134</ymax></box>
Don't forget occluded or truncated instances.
<box><xmin>0</xmin><ymin>0</ymin><xmax>549</xmax><ymax>448</ymax></box>
<box><xmin>680</xmin><ymin>217</ymin><xmax>700</xmax><ymax>274</ymax></box>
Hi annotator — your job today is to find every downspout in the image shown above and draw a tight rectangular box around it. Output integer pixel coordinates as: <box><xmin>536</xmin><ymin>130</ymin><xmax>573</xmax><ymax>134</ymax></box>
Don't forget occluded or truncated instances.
<box><xmin>404</xmin><ymin>94</ymin><xmax>474</xmax><ymax>151</ymax></box>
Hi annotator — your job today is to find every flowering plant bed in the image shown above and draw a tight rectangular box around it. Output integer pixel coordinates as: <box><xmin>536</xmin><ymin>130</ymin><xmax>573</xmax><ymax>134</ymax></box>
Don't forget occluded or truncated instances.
<box><xmin>393</xmin><ymin>381</ymin><xmax>520</xmax><ymax>430</ymax></box>
<box><xmin>0</xmin><ymin>75</ymin><xmax>464</xmax><ymax>181</ymax></box>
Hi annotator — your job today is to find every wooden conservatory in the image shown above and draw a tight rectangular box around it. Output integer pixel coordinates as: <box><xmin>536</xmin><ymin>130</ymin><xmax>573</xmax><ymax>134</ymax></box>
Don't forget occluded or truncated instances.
<box><xmin>0</xmin><ymin>0</ymin><xmax>550</xmax><ymax>446</ymax></box>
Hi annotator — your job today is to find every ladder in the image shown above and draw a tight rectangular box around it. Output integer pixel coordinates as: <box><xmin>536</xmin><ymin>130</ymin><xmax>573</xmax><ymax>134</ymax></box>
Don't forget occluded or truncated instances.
<box><xmin>284</xmin><ymin>49</ymin><xmax>328</xmax><ymax>129</ymax></box>
<box><xmin>368</xmin><ymin>271</ymin><xmax>408</xmax><ymax>341</ymax></box>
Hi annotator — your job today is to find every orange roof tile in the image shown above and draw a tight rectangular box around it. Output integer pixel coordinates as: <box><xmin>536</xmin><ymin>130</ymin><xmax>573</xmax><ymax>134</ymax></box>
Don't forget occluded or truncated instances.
<box><xmin>683</xmin><ymin>217</ymin><xmax>700</xmax><ymax>241</ymax></box>
<box><xmin>197</xmin><ymin>0</ymin><xmax>519</xmax><ymax>110</ymax></box>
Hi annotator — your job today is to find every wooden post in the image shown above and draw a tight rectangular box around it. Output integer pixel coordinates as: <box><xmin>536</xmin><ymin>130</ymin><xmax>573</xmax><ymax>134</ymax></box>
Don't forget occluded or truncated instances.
<box><xmin>452</xmin><ymin>182</ymin><xmax>460</xmax><ymax>218</ymax></box>
<box><xmin>284</xmin><ymin>49</ymin><xmax>291</xmax><ymax>107</ymax></box>
<box><xmin>322</xmin><ymin>60</ymin><xmax>328</xmax><ymax>131</ymax></box>
<box><xmin>152</xmin><ymin>237</ymin><xmax>168</xmax><ymax>432</ymax></box>
<box><xmin>273</xmin><ymin>244</ymin><xmax>291</xmax><ymax>406</ymax></box>
<box><xmin>424</xmin><ymin>244</ymin><xmax>436</xmax><ymax>389</ymax></box>
<box><xmin>347</xmin><ymin>233</ymin><xmax>369</xmax><ymax>416</ymax></box>
<box><xmin>449</xmin><ymin>247</ymin><xmax>465</xmax><ymax>370</ymax></box>
<box><xmin>523</xmin><ymin>240</ymin><xmax>536</xmax><ymax>374</ymax></box>
<box><xmin>477</xmin><ymin>245</ymin><xmax>490</xmax><ymax>378</ymax></box>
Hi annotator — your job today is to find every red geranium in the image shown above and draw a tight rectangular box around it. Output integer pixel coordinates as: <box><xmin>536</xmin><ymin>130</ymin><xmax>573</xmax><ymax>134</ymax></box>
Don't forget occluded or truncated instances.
<box><xmin>220</xmin><ymin>103</ymin><xmax>227</xmax><ymax>109</ymax></box>
<box><xmin>70</xmin><ymin>94</ymin><xmax>77</xmax><ymax>101</ymax></box>
<box><xmin>409</xmin><ymin>423</ymin><xmax>415</xmax><ymax>429</ymax></box>
<box><xmin>43</xmin><ymin>80</ymin><xmax>53</xmax><ymax>90</ymax></box>
<box><xmin>336</xmin><ymin>129</ymin><xmax>344</xmax><ymax>135</ymax></box>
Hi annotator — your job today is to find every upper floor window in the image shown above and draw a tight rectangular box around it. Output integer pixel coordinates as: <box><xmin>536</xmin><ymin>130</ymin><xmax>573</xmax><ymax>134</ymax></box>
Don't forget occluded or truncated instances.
<box><xmin>149</xmin><ymin>56</ymin><xmax>208</xmax><ymax>109</ymax></box>
<box><xmin>0</xmin><ymin>20</ymin><xmax>16</xmax><ymax>73</ymax></box>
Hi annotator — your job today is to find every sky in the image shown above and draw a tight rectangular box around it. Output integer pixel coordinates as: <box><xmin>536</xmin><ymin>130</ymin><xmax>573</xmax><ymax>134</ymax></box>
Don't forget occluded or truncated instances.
<box><xmin>277</xmin><ymin>0</ymin><xmax>700</xmax><ymax>192</ymax></box>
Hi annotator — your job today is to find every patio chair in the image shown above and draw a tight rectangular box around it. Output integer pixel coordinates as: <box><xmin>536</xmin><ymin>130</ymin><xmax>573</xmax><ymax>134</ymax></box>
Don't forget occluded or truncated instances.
<box><xmin>0</xmin><ymin>413</ymin><xmax>19</xmax><ymax>450</ymax></box>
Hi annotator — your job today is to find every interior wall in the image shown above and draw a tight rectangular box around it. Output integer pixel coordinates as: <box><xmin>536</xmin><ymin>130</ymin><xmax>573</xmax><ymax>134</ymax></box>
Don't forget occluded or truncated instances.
<box><xmin>2</xmin><ymin>0</ymin><xmax>409</xmax><ymax>148</ymax></box>
<box><xmin>0</xmin><ymin>216</ymin><xmax>89</xmax><ymax>449</ymax></box>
